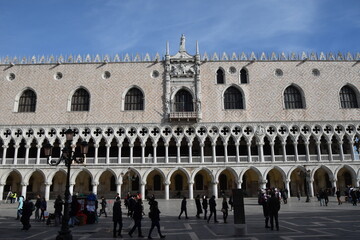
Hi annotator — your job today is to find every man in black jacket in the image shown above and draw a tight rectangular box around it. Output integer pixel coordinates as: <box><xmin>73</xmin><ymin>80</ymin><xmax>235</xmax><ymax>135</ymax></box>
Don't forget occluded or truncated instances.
<box><xmin>128</xmin><ymin>197</ymin><xmax>144</xmax><ymax>238</ymax></box>
<box><xmin>148</xmin><ymin>200</ymin><xmax>165</xmax><ymax>239</ymax></box>
<box><xmin>113</xmin><ymin>197</ymin><xmax>123</xmax><ymax>238</ymax></box>
<box><xmin>268</xmin><ymin>191</ymin><xmax>280</xmax><ymax>231</ymax></box>
<box><xmin>207</xmin><ymin>195</ymin><xmax>218</xmax><ymax>223</ymax></box>
<box><xmin>21</xmin><ymin>197</ymin><xmax>34</xmax><ymax>230</ymax></box>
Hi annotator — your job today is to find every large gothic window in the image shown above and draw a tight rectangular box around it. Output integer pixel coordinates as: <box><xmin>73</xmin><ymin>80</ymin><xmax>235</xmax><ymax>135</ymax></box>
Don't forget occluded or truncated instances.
<box><xmin>125</xmin><ymin>88</ymin><xmax>144</xmax><ymax>110</ymax></box>
<box><xmin>174</xmin><ymin>90</ymin><xmax>193</xmax><ymax>112</ymax></box>
<box><xmin>71</xmin><ymin>88</ymin><xmax>90</xmax><ymax>111</ymax></box>
<box><xmin>340</xmin><ymin>86</ymin><xmax>358</xmax><ymax>108</ymax></box>
<box><xmin>216</xmin><ymin>68</ymin><xmax>225</xmax><ymax>84</ymax></box>
<box><xmin>240</xmin><ymin>68</ymin><xmax>248</xmax><ymax>84</ymax></box>
<box><xmin>18</xmin><ymin>89</ymin><xmax>36</xmax><ymax>112</ymax></box>
<box><xmin>224</xmin><ymin>86</ymin><xmax>243</xmax><ymax>109</ymax></box>
<box><xmin>284</xmin><ymin>86</ymin><xmax>304</xmax><ymax>109</ymax></box>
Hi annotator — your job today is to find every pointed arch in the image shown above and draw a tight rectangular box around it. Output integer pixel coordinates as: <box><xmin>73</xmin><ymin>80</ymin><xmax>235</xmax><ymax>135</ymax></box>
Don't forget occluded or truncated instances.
<box><xmin>240</xmin><ymin>68</ymin><xmax>249</xmax><ymax>84</ymax></box>
<box><xmin>216</xmin><ymin>68</ymin><xmax>225</xmax><ymax>84</ymax></box>
<box><xmin>174</xmin><ymin>89</ymin><xmax>194</xmax><ymax>112</ymax></box>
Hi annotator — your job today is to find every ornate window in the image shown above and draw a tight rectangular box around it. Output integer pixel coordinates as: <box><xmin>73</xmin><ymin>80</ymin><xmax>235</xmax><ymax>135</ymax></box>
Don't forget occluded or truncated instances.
<box><xmin>174</xmin><ymin>89</ymin><xmax>193</xmax><ymax>112</ymax></box>
<box><xmin>284</xmin><ymin>86</ymin><xmax>304</xmax><ymax>109</ymax></box>
<box><xmin>71</xmin><ymin>88</ymin><xmax>90</xmax><ymax>111</ymax></box>
<box><xmin>216</xmin><ymin>68</ymin><xmax>225</xmax><ymax>84</ymax></box>
<box><xmin>125</xmin><ymin>88</ymin><xmax>144</xmax><ymax>110</ymax></box>
<box><xmin>18</xmin><ymin>89</ymin><xmax>36</xmax><ymax>112</ymax></box>
<box><xmin>340</xmin><ymin>86</ymin><xmax>358</xmax><ymax>108</ymax></box>
<box><xmin>240</xmin><ymin>68</ymin><xmax>248</xmax><ymax>84</ymax></box>
<box><xmin>224</xmin><ymin>86</ymin><xmax>243</xmax><ymax>109</ymax></box>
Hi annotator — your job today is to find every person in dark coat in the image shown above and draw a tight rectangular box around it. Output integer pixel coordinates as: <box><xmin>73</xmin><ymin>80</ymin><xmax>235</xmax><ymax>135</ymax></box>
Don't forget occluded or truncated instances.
<box><xmin>34</xmin><ymin>195</ymin><xmax>41</xmax><ymax>221</ymax></box>
<box><xmin>202</xmin><ymin>196</ymin><xmax>208</xmax><ymax>220</ymax></box>
<box><xmin>195</xmin><ymin>195</ymin><xmax>203</xmax><ymax>219</ymax></box>
<box><xmin>54</xmin><ymin>195</ymin><xmax>64</xmax><ymax>226</ymax></box>
<box><xmin>39</xmin><ymin>197</ymin><xmax>47</xmax><ymax>222</ymax></box>
<box><xmin>21</xmin><ymin>197</ymin><xmax>34</xmax><ymax>230</ymax></box>
<box><xmin>207</xmin><ymin>195</ymin><xmax>218</xmax><ymax>223</ymax></box>
<box><xmin>99</xmin><ymin>196</ymin><xmax>108</xmax><ymax>217</ymax></box>
<box><xmin>178</xmin><ymin>197</ymin><xmax>189</xmax><ymax>219</ymax></box>
<box><xmin>268</xmin><ymin>191</ymin><xmax>280</xmax><ymax>231</ymax></box>
<box><xmin>128</xmin><ymin>195</ymin><xmax>136</xmax><ymax>217</ymax></box>
<box><xmin>69</xmin><ymin>195</ymin><xmax>80</xmax><ymax>227</ymax></box>
<box><xmin>128</xmin><ymin>198</ymin><xmax>144</xmax><ymax>238</ymax></box>
<box><xmin>113</xmin><ymin>197</ymin><xmax>123</xmax><ymax>238</ymax></box>
<box><xmin>147</xmin><ymin>200</ymin><xmax>165</xmax><ymax>239</ymax></box>
<box><xmin>260</xmin><ymin>191</ymin><xmax>270</xmax><ymax>228</ymax></box>
<box><xmin>221</xmin><ymin>197</ymin><xmax>229</xmax><ymax>223</ymax></box>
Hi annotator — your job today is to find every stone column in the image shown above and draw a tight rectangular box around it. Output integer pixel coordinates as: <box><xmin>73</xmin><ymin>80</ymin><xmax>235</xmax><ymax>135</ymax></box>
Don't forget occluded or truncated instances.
<box><xmin>176</xmin><ymin>143</ymin><xmax>181</xmax><ymax>164</ymax></box>
<box><xmin>212</xmin><ymin>181</ymin><xmax>218</xmax><ymax>199</ymax></box>
<box><xmin>188</xmin><ymin>181</ymin><xmax>194</xmax><ymax>200</ymax></box>
<box><xmin>270</xmin><ymin>142</ymin><xmax>275</xmax><ymax>162</ymax></box>
<box><xmin>259</xmin><ymin>179</ymin><xmax>267</xmax><ymax>190</ymax></box>
<box><xmin>165</xmin><ymin>181</ymin><xmax>170</xmax><ymax>200</ymax></box>
<box><xmin>2</xmin><ymin>145</ymin><xmax>8</xmax><ymax>165</ymax></box>
<box><xmin>129</xmin><ymin>143</ymin><xmax>134</xmax><ymax>164</ymax></box>
<box><xmin>294</xmin><ymin>142</ymin><xmax>299</xmax><ymax>162</ymax></box>
<box><xmin>247</xmin><ymin>143</ymin><xmax>252</xmax><ymax>162</ymax></box>
<box><xmin>45</xmin><ymin>183</ymin><xmax>51</xmax><ymax>201</ymax></box>
<box><xmin>117</xmin><ymin>144</ymin><xmax>122</xmax><ymax>164</ymax></box>
<box><xmin>212</xmin><ymin>143</ymin><xmax>216</xmax><ymax>163</ymax></box>
<box><xmin>316</xmin><ymin>141</ymin><xmax>321</xmax><ymax>161</ymax></box>
<box><xmin>355</xmin><ymin>179</ymin><xmax>360</xmax><ymax>188</ymax></box>
<box><xmin>0</xmin><ymin>184</ymin><xmax>4</xmax><ymax>201</ymax></box>
<box><xmin>282</xmin><ymin>142</ymin><xmax>287</xmax><ymax>162</ymax></box>
<box><xmin>36</xmin><ymin>144</ymin><xmax>41</xmax><ymax>165</ymax></box>
<box><xmin>21</xmin><ymin>182</ymin><xmax>28</xmax><ymax>199</ymax></box>
<box><xmin>140</xmin><ymin>183</ymin><xmax>146</xmax><ymax>199</ymax></box>
<box><xmin>285</xmin><ymin>180</ymin><xmax>290</xmax><ymax>193</ymax></box>
<box><xmin>13</xmin><ymin>144</ymin><xmax>19</xmax><ymax>165</ymax></box>
<box><xmin>92</xmin><ymin>182</ymin><xmax>99</xmax><ymax>195</ymax></box>
<box><xmin>200</xmin><ymin>143</ymin><xmax>204</xmax><ymax>163</ymax></box>
<box><xmin>258</xmin><ymin>143</ymin><xmax>264</xmax><ymax>162</ymax></box>
<box><xmin>224</xmin><ymin>143</ymin><xmax>228</xmax><ymax>163</ymax></box>
<box><xmin>305</xmin><ymin>141</ymin><xmax>310</xmax><ymax>162</ymax></box>
<box><xmin>153</xmin><ymin>144</ymin><xmax>157</xmax><ymax>164</ymax></box>
<box><xmin>69</xmin><ymin>184</ymin><xmax>75</xmax><ymax>196</ymax></box>
<box><xmin>331</xmin><ymin>179</ymin><xmax>337</xmax><ymax>192</ymax></box>
<box><xmin>237</xmin><ymin>180</ymin><xmax>242</xmax><ymax>189</ymax></box>
<box><xmin>106</xmin><ymin>143</ymin><xmax>111</xmax><ymax>164</ymax></box>
<box><xmin>235</xmin><ymin>142</ymin><xmax>240</xmax><ymax>163</ymax></box>
<box><xmin>141</xmin><ymin>144</ymin><xmax>146</xmax><ymax>164</ymax></box>
<box><xmin>188</xmin><ymin>143</ymin><xmax>192</xmax><ymax>163</ymax></box>
<box><xmin>94</xmin><ymin>144</ymin><xmax>99</xmax><ymax>164</ymax></box>
<box><xmin>116</xmin><ymin>183</ymin><xmax>122</xmax><ymax>197</ymax></box>
<box><xmin>339</xmin><ymin>141</ymin><xmax>344</xmax><ymax>161</ymax></box>
<box><xmin>327</xmin><ymin>142</ymin><xmax>333</xmax><ymax>161</ymax></box>
<box><xmin>309</xmin><ymin>180</ymin><xmax>314</xmax><ymax>197</ymax></box>
<box><xmin>164</xmin><ymin>143</ymin><xmax>169</xmax><ymax>164</ymax></box>
<box><xmin>350</xmin><ymin>141</ymin><xmax>355</xmax><ymax>161</ymax></box>
<box><xmin>25</xmin><ymin>145</ymin><xmax>30</xmax><ymax>165</ymax></box>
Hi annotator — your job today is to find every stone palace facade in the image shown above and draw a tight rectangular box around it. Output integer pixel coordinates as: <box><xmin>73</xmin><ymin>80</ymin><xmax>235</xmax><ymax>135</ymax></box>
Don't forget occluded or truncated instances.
<box><xmin>0</xmin><ymin>35</ymin><xmax>360</xmax><ymax>200</ymax></box>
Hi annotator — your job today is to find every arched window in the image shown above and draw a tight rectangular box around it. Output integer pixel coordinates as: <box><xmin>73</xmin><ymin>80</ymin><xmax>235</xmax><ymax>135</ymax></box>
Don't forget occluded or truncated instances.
<box><xmin>224</xmin><ymin>86</ymin><xmax>243</xmax><ymax>109</ymax></box>
<box><xmin>71</xmin><ymin>88</ymin><xmax>90</xmax><ymax>111</ymax></box>
<box><xmin>340</xmin><ymin>86</ymin><xmax>358</xmax><ymax>108</ymax></box>
<box><xmin>240</xmin><ymin>68</ymin><xmax>248</xmax><ymax>84</ymax></box>
<box><xmin>284</xmin><ymin>86</ymin><xmax>304</xmax><ymax>109</ymax></box>
<box><xmin>216</xmin><ymin>68</ymin><xmax>225</xmax><ymax>84</ymax></box>
<box><xmin>174</xmin><ymin>90</ymin><xmax>193</xmax><ymax>112</ymax></box>
<box><xmin>18</xmin><ymin>89</ymin><xmax>36</xmax><ymax>112</ymax></box>
<box><xmin>125</xmin><ymin>88</ymin><xmax>144</xmax><ymax>110</ymax></box>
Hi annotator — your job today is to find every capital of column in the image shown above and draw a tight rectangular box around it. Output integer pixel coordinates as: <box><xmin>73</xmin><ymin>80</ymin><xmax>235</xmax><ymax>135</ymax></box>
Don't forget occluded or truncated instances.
<box><xmin>152</xmin><ymin>144</ymin><xmax>158</xmax><ymax>148</ymax></box>
<box><xmin>164</xmin><ymin>143</ymin><xmax>169</xmax><ymax>147</ymax></box>
<box><xmin>188</xmin><ymin>181</ymin><xmax>194</xmax><ymax>185</ymax></box>
<box><xmin>176</xmin><ymin>143</ymin><xmax>181</xmax><ymax>147</ymax></box>
<box><xmin>25</xmin><ymin>145</ymin><xmax>31</xmax><ymax>149</ymax></box>
<box><xmin>211</xmin><ymin>143</ymin><xmax>216</xmax><ymax>147</ymax></box>
<box><xmin>235</xmin><ymin>142</ymin><xmax>240</xmax><ymax>146</ymax></box>
<box><xmin>2</xmin><ymin>145</ymin><xmax>8</xmax><ymax>149</ymax></box>
<box><xmin>94</xmin><ymin>144</ymin><xmax>99</xmax><ymax>148</ymax></box>
<box><xmin>21</xmin><ymin>182</ymin><xmax>28</xmax><ymax>186</ymax></box>
<box><xmin>211</xmin><ymin>180</ymin><xmax>219</xmax><ymax>185</ymax></box>
<box><xmin>92</xmin><ymin>181</ymin><xmax>99</xmax><ymax>186</ymax></box>
<box><xmin>129</xmin><ymin>143</ymin><xmax>134</xmax><ymax>147</ymax></box>
<box><xmin>188</xmin><ymin>143</ymin><xmax>193</xmax><ymax>147</ymax></box>
<box><xmin>14</xmin><ymin>144</ymin><xmax>20</xmax><ymax>149</ymax></box>
<box><xmin>223</xmin><ymin>143</ymin><xmax>228</xmax><ymax>147</ymax></box>
<box><xmin>339</xmin><ymin>141</ymin><xmax>343</xmax><ymax>145</ymax></box>
<box><xmin>105</xmin><ymin>144</ymin><xmax>111</xmax><ymax>148</ymax></box>
<box><xmin>200</xmin><ymin>143</ymin><xmax>205</xmax><ymax>147</ymax></box>
<box><xmin>164</xmin><ymin>180</ymin><xmax>171</xmax><ymax>185</ymax></box>
<box><xmin>36</xmin><ymin>144</ymin><xmax>42</xmax><ymax>149</ymax></box>
<box><xmin>117</xmin><ymin>144</ymin><xmax>123</xmax><ymax>148</ymax></box>
<box><xmin>141</xmin><ymin>144</ymin><xmax>146</xmax><ymax>148</ymax></box>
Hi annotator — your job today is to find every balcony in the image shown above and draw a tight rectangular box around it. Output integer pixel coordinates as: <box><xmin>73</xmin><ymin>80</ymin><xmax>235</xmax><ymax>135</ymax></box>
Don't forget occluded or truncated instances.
<box><xmin>169</xmin><ymin>102</ymin><xmax>201</xmax><ymax>122</ymax></box>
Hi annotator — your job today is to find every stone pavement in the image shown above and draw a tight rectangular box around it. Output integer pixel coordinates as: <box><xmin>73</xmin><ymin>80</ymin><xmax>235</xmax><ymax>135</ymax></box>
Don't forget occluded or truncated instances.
<box><xmin>0</xmin><ymin>197</ymin><xmax>359</xmax><ymax>240</ymax></box>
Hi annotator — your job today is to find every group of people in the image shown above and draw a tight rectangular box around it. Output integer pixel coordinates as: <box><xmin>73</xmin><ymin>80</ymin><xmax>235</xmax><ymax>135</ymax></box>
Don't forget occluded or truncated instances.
<box><xmin>259</xmin><ymin>189</ymin><xmax>281</xmax><ymax>231</ymax></box>
<box><xmin>178</xmin><ymin>195</ymin><xmax>233</xmax><ymax>224</ymax></box>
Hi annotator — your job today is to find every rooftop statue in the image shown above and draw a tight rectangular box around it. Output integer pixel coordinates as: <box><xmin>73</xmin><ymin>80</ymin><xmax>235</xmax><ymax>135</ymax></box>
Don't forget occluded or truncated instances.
<box><xmin>179</xmin><ymin>34</ymin><xmax>186</xmax><ymax>52</ymax></box>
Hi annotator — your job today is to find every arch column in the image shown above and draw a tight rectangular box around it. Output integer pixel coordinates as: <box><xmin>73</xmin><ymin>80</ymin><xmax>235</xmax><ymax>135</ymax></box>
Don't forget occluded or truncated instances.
<box><xmin>94</xmin><ymin>144</ymin><xmax>99</xmax><ymax>164</ymax></box>
<box><xmin>36</xmin><ymin>145</ymin><xmax>41</xmax><ymax>165</ymax></box>
<box><xmin>106</xmin><ymin>143</ymin><xmax>111</xmax><ymax>164</ymax></box>
<box><xmin>21</xmin><ymin>182</ymin><xmax>28</xmax><ymax>199</ymax></box>
<box><xmin>355</xmin><ymin>179</ymin><xmax>360</xmax><ymax>188</ymax></box>
<box><xmin>258</xmin><ymin>143</ymin><xmax>264</xmax><ymax>162</ymax></box>
<box><xmin>331</xmin><ymin>179</ymin><xmax>337</xmax><ymax>194</ymax></box>
<box><xmin>224</xmin><ymin>143</ymin><xmax>228</xmax><ymax>163</ymax></box>
<box><xmin>69</xmin><ymin>184</ymin><xmax>75</xmax><ymax>196</ymax></box>
<box><xmin>316</xmin><ymin>141</ymin><xmax>321</xmax><ymax>161</ymax></box>
<box><xmin>339</xmin><ymin>141</ymin><xmax>344</xmax><ymax>161</ymax></box>
<box><xmin>140</xmin><ymin>182</ymin><xmax>146</xmax><ymax>199</ymax></box>
<box><xmin>165</xmin><ymin>181</ymin><xmax>170</xmax><ymax>200</ymax></box>
<box><xmin>212</xmin><ymin>143</ymin><xmax>216</xmax><ymax>163</ymax></box>
<box><xmin>281</xmin><ymin>142</ymin><xmax>287</xmax><ymax>162</ymax></box>
<box><xmin>235</xmin><ymin>142</ymin><xmax>240</xmax><ymax>163</ymax></box>
<box><xmin>2</xmin><ymin>145</ymin><xmax>8</xmax><ymax>165</ymax></box>
<box><xmin>45</xmin><ymin>183</ymin><xmax>51</xmax><ymax>201</ymax></box>
<box><xmin>24</xmin><ymin>145</ymin><xmax>30</xmax><ymax>165</ymax></box>
<box><xmin>270</xmin><ymin>142</ymin><xmax>275</xmax><ymax>162</ymax></box>
<box><xmin>176</xmin><ymin>143</ymin><xmax>181</xmax><ymax>164</ymax></box>
<box><xmin>0</xmin><ymin>184</ymin><xmax>4</xmax><ymax>201</ymax></box>
<box><xmin>237</xmin><ymin>180</ymin><xmax>242</xmax><ymax>189</ymax></box>
<box><xmin>309</xmin><ymin>180</ymin><xmax>314</xmax><ymax>197</ymax></box>
<box><xmin>350</xmin><ymin>141</ymin><xmax>355</xmax><ymax>161</ymax></box>
<box><xmin>247</xmin><ymin>143</ymin><xmax>252</xmax><ymax>162</ymax></box>
<box><xmin>188</xmin><ymin>143</ymin><xmax>192</xmax><ymax>163</ymax></box>
<box><xmin>117</xmin><ymin>144</ymin><xmax>122</xmax><ymax>164</ymax></box>
<box><xmin>188</xmin><ymin>181</ymin><xmax>194</xmax><ymax>200</ymax></box>
<box><xmin>200</xmin><ymin>143</ymin><xmax>204</xmax><ymax>163</ymax></box>
<box><xmin>294</xmin><ymin>142</ymin><xmax>299</xmax><ymax>162</ymax></box>
<box><xmin>116</xmin><ymin>183</ymin><xmax>122</xmax><ymax>198</ymax></box>
<box><xmin>141</xmin><ymin>144</ymin><xmax>146</xmax><ymax>164</ymax></box>
<box><xmin>260</xmin><ymin>179</ymin><xmax>267</xmax><ymax>190</ymax></box>
<box><xmin>153</xmin><ymin>144</ymin><xmax>157</xmax><ymax>164</ymax></box>
<box><xmin>92</xmin><ymin>182</ymin><xmax>99</xmax><ymax>195</ymax></box>
<box><xmin>129</xmin><ymin>143</ymin><xmax>134</xmax><ymax>164</ymax></box>
<box><xmin>327</xmin><ymin>142</ymin><xmax>333</xmax><ymax>161</ymax></box>
<box><xmin>212</xmin><ymin>181</ymin><xmax>218</xmax><ymax>199</ymax></box>
<box><xmin>13</xmin><ymin>144</ymin><xmax>19</xmax><ymax>165</ymax></box>
<box><xmin>305</xmin><ymin>141</ymin><xmax>310</xmax><ymax>162</ymax></box>
<box><xmin>285</xmin><ymin>179</ymin><xmax>290</xmax><ymax>193</ymax></box>
<box><xmin>164</xmin><ymin>143</ymin><xmax>169</xmax><ymax>164</ymax></box>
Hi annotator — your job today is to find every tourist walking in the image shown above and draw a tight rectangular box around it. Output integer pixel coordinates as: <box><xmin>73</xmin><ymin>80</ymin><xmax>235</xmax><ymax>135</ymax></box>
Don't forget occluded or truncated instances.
<box><xmin>268</xmin><ymin>191</ymin><xmax>280</xmax><ymax>231</ymax></box>
<box><xmin>99</xmin><ymin>196</ymin><xmax>108</xmax><ymax>217</ymax></box>
<box><xmin>128</xmin><ymin>197</ymin><xmax>144</xmax><ymax>238</ymax></box>
<box><xmin>113</xmin><ymin>196</ymin><xmax>123</xmax><ymax>238</ymax></box>
<box><xmin>21</xmin><ymin>197</ymin><xmax>34</xmax><ymax>230</ymax></box>
<box><xmin>202</xmin><ymin>196</ymin><xmax>208</xmax><ymax>220</ymax></box>
<box><xmin>16</xmin><ymin>196</ymin><xmax>24</xmax><ymax>220</ymax></box>
<box><xmin>39</xmin><ymin>197</ymin><xmax>47</xmax><ymax>222</ymax></box>
<box><xmin>259</xmin><ymin>190</ymin><xmax>270</xmax><ymax>228</ymax></box>
<box><xmin>336</xmin><ymin>189</ymin><xmax>342</xmax><ymax>205</ymax></box>
<box><xmin>195</xmin><ymin>195</ymin><xmax>202</xmax><ymax>219</ymax></box>
<box><xmin>178</xmin><ymin>197</ymin><xmax>189</xmax><ymax>219</ymax></box>
<box><xmin>221</xmin><ymin>197</ymin><xmax>229</xmax><ymax>223</ymax></box>
<box><xmin>207</xmin><ymin>196</ymin><xmax>218</xmax><ymax>223</ymax></box>
<box><xmin>34</xmin><ymin>195</ymin><xmax>41</xmax><ymax>221</ymax></box>
<box><xmin>148</xmin><ymin>200</ymin><xmax>166</xmax><ymax>239</ymax></box>
<box><xmin>228</xmin><ymin>196</ymin><xmax>233</xmax><ymax>211</ymax></box>
<box><xmin>69</xmin><ymin>195</ymin><xmax>80</xmax><ymax>227</ymax></box>
<box><xmin>54</xmin><ymin>195</ymin><xmax>64</xmax><ymax>226</ymax></box>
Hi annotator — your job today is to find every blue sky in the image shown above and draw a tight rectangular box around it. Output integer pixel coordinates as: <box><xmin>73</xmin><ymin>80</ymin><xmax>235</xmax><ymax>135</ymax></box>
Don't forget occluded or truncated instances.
<box><xmin>0</xmin><ymin>0</ymin><xmax>359</xmax><ymax>57</ymax></box>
